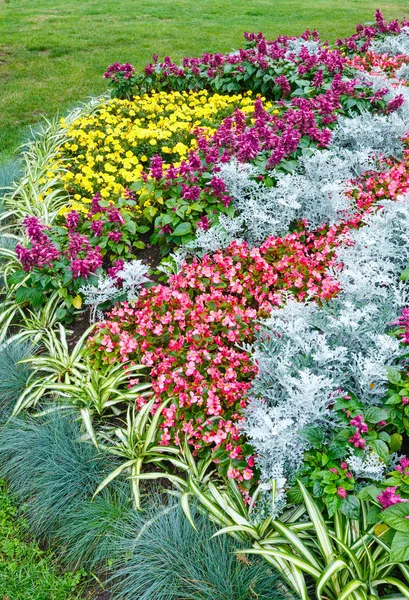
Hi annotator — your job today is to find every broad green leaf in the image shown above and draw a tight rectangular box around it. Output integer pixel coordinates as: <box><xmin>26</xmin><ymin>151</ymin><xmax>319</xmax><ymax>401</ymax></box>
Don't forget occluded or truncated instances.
<box><xmin>386</xmin><ymin>368</ymin><xmax>402</xmax><ymax>386</ymax></box>
<box><xmin>370</xmin><ymin>439</ymin><xmax>390</xmax><ymax>464</ymax></box>
<box><xmin>364</xmin><ymin>407</ymin><xmax>389</xmax><ymax>424</ymax></box>
<box><xmin>400</xmin><ymin>266</ymin><xmax>409</xmax><ymax>281</ymax></box>
<box><xmin>367</xmin><ymin>505</ymin><xmax>382</xmax><ymax>525</ymax></box>
<box><xmin>300</xmin><ymin>426</ymin><xmax>325</xmax><ymax>446</ymax></box>
<box><xmin>391</xmin><ymin>531</ymin><xmax>409</xmax><ymax>562</ymax></box>
<box><xmin>382</xmin><ymin>503</ymin><xmax>409</xmax><ymax>533</ymax></box>
<box><xmin>171</xmin><ymin>222</ymin><xmax>192</xmax><ymax>236</ymax></box>
<box><xmin>390</xmin><ymin>433</ymin><xmax>403</xmax><ymax>452</ymax></box>
<box><xmin>340</xmin><ymin>495</ymin><xmax>360</xmax><ymax>520</ymax></box>
<box><xmin>357</xmin><ymin>485</ymin><xmax>382</xmax><ymax>501</ymax></box>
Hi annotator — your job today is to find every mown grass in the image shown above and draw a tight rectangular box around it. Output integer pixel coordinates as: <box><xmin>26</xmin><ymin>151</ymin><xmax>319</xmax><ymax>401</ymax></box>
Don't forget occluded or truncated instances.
<box><xmin>0</xmin><ymin>479</ymin><xmax>86</xmax><ymax>599</ymax></box>
<box><xmin>0</xmin><ymin>0</ymin><xmax>408</xmax><ymax>161</ymax></box>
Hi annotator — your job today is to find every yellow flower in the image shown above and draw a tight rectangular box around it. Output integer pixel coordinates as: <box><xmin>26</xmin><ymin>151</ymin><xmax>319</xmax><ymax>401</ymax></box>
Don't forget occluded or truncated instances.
<box><xmin>44</xmin><ymin>90</ymin><xmax>258</xmax><ymax>216</ymax></box>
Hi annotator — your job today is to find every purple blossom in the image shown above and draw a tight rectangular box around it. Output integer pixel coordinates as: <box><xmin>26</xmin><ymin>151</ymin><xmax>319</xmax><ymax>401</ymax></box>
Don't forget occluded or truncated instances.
<box><xmin>90</xmin><ymin>220</ymin><xmax>104</xmax><ymax>237</ymax></box>
<box><xmin>150</xmin><ymin>154</ymin><xmax>164</xmax><ymax>180</ymax></box>
<box><xmin>108</xmin><ymin>231</ymin><xmax>123</xmax><ymax>243</ymax></box>
<box><xmin>103</xmin><ymin>62</ymin><xmax>135</xmax><ymax>81</ymax></box>
<box><xmin>387</xmin><ymin>94</ymin><xmax>405</xmax><ymax>114</ymax></box>
<box><xmin>197</xmin><ymin>216</ymin><xmax>212</xmax><ymax>230</ymax></box>
<box><xmin>107</xmin><ymin>259</ymin><xmax>125</xmax><ymax>278</ymax></box>
<box><xmin>377</xmin><ymin>487</ymin><xmax>409</xmax><ymax>510</ymax></box>
<box><xmin>65</xmin><ymin>210</ymin><xmax>80</xmax><ymax>231</ymax></box>
<box><xmin>107</xmin><ymin>207</ymin><xmax>125</xmax><ymax>225</ymax></box>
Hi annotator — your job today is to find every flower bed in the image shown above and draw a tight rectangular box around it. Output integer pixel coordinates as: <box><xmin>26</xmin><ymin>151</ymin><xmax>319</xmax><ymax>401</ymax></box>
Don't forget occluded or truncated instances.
<box><xmin>2</xmin><ymin>10</ymin><xmax>409</xmax><ymax>600</ymax></box>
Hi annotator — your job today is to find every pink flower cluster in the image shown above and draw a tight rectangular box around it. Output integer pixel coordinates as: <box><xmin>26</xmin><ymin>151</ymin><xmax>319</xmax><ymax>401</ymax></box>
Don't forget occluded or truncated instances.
<box><xmin>144</xmin><ymin>29</ymin><xmax>350</xmax><ymax>93</ymax></box>
<box><xmin>103</xmin><ymin>62</ymin><xmax>135</xmax><ymax>82</ymax></box>
<box><xmin>87</xmin><ymin>227</ymin><xmax>344</xmax><ymax>486</ymax></box>
<box><xmin>347</xmin><ymin>143</ymin><xmax>409</xmax><ymax>211</ymax></box>
<box><xmin>377</xmin><ymin>487</ymin><xmax>409</xmax><ymax>509</ymax></box>
<box><xmin>347</xmin><ymin>51</ymin><xmax>409</xmax><ymax>77</ymax></box>
<box><xmin>85</xmin><ymin>126</ymin><xmax>409</xmax><ymax>491</ymax></box>
<box><xmin>65</xmin><ymin>232</ymin><xmax>103</xmax><ymax>279</ymax></box>
<box><xmin>15</xmin><ymin>215</ymin><xmax>103</xmax><ymax>280</ymax></box>
<box><xmin>392</xmin><ymin>308</ymin><xmax>409</xmax><ymax>344</ymax></box>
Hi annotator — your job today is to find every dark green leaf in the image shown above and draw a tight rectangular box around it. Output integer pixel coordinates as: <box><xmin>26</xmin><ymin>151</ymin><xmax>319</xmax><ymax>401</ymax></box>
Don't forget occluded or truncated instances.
<box><xmin>340</xmin><ymin>495</ymin><xmax>360</xmax><ymax>519</ymax></box>
<box><xmin>382</xmin><ymin>503</ymin><xmax>409</xmax><ymax>532</ymax></box>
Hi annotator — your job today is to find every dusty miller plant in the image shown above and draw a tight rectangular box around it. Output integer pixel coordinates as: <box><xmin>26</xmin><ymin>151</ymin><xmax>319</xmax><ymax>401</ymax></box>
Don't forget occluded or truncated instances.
<box><xmin>369</xmin><ymin>26</ymin><xmax>409</xmax><ymax>55</ymax></box>
<box><xmin>80</xmin><ymin>259</ymin><xmax>150</xmax><ymax>322</ymax></box>
<box><xmin>243</xmin><ymin>197</ymin><xmax>409</xmax><ymax>494</ymax></box>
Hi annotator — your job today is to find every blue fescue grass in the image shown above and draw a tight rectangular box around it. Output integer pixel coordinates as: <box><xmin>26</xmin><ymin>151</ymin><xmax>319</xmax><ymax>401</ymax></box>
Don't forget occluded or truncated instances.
<box><xmin>109</xmin><ymin>498</ymin><xmax>296</xmax><ymax>600</ymax></box>
<box><xmin>0</xmin><ymin>340</ymin><xmax>33</xmax><ymax>421</ymax></box>
<box><xmin>0</xmin><ymin>411</ymin><xmax>299</xmax><ymax>597</ymax></box>
<box><xmin>0</xmin><ymin>160</ymin><xmax>22</xmax><ymax>189</ymax></box>
<box><xmin>0</xmin><ymin>412</ymin><xmax>119</xmax><ymax>544</ymax></box>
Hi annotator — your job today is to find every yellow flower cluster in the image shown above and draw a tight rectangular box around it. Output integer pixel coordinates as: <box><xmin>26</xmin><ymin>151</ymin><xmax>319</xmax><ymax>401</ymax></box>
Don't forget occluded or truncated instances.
<box><xmin>53</xmin><ymin>90</ymin><xmax>258</xmax><ymax>214</ymax></box>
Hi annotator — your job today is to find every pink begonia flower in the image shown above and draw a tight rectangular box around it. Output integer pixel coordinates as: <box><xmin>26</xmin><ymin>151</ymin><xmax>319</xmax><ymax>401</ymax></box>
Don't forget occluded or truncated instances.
<box><xmin>242</xmin><ymin>467</ymin><xmax>254</xmax><ymax>481</ymax></box>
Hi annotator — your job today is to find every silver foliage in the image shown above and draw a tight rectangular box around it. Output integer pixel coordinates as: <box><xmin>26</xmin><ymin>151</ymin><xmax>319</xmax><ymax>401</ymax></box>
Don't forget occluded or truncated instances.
<box><xmin>369</xmin><ymin>27</ymin><xmax>409</xmax><ymax>55</ymax></box>
<box><xmin>332</xmin><ymin>111</ymin><xmax>406</xmax><ymax>157</ymax></box>
<box><xmin>243</xmin><ymin>196</ymin><xmax>409</xmax><ymax>490</ymax></box>
<box><xmin>79</xmin><ymin>276</ymin><xmax>122</xmax><ymax>323</ymax></box>
<box><xmin>80</xmin><ymin>259</ymin><xmax>150</xmax><ymax>322</ymax></box>
<box><xmin>285</xmin><ymin>38</ymin><xmax>321</xmax><ymax>57</ymax></box>
<box><xmin>115</xmin><ymin>260</ymin><xmax>150</xmax><ymax>301</ymax></box>
<box><xmin>183</xmin><ymin>65</ymin><xmax>409</xmax><ymax>255</ymax></box>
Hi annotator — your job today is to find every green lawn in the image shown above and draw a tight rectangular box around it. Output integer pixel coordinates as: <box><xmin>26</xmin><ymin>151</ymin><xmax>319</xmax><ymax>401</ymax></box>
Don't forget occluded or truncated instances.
<box><xmin>0</xmin><ymin>480</ymin><xmax>86</xmax><ymax>599</ymax></box>
<box><xmin>0</xmin><ymin>0</ymin><xmax>408</xmax><ymax>162</ymax></box>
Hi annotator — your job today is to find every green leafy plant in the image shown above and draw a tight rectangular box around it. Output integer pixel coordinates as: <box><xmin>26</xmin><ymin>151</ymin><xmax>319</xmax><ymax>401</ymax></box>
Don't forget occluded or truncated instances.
<box><xmin>13</xmin><ymin>323</ymin><xmax>93</xmax><ymax>414</ymax></box>
<box><xmin>94</xmin><ymin>400</ymin><xmax>186</xmax><ymax>509</ymax></box>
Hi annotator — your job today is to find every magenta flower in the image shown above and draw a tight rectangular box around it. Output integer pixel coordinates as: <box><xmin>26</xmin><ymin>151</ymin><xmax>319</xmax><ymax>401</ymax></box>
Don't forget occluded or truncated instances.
<box><xmin>349</xmin><ymin>430</ymin><xmax>366</xmax><ymax>448</ymax></box>
<box><xmin>108</xmin><ymin>231</ymin><xmax>123</xmax><ymax>243</ymax></box>
<box><xmin>350</xmin><ymin>414</ymin><xmax>369</xmax><ymax>433</ymax></box>
<box><xmin>107</xmin><ymin>207</ymin><xmax>125</xmax><ymax>225</ymax></box>
<box><xmin>197</xmin><ymin>216</ymin><xmax>212</xmax><ymax>231</ymax></box>
<box><xmin>150</xmin><ymin>154</ymin><xmax>163</xmax><ymax>180</ymax></box>
<box><xmin>65</xmin><ymin>210</ymin><xmax>80</xmax><ymax>231</ymax></box>
<box><xmin>377</xmin><ymin>487</ymin><xmax>409</xmax><ymax>509</ymax></box>
<box><xmin>396</xmin><ymin>457</ymin><xmax>409</xmax><ymax>475</ymax></box>
<box><xmin>103</xmin><ymin>62</ymin><xmax>135</xmax><ymax>81</ymax></box>
<box><xmin>90</xmin><ymin>220</ymin><xmax>104</xmax><ymax>237</ymax></box>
